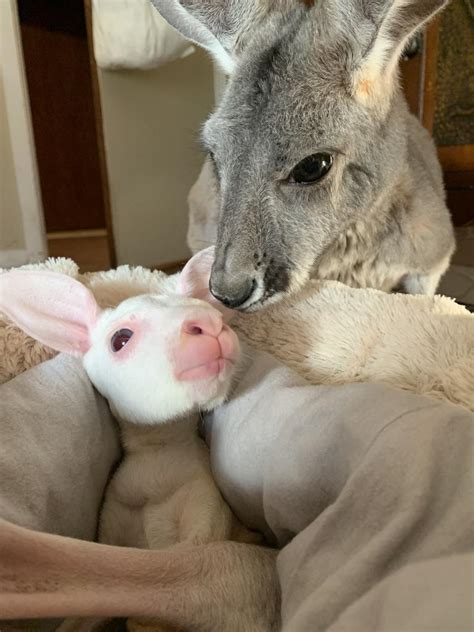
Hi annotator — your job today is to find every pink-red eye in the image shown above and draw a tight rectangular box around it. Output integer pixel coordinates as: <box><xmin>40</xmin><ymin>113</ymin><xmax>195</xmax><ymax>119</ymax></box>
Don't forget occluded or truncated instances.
<box><xmin>111</xmin><ymin>328</ymin><xmax>134</xmax><ymax>352</ymax></box>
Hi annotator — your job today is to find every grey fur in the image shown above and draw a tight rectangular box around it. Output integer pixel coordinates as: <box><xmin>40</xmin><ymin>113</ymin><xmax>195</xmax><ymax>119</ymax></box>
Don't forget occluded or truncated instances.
<box><xmin>151</xmin><ymin>0</ymin><xmax>455</xmax><ymax>309</ymax></box>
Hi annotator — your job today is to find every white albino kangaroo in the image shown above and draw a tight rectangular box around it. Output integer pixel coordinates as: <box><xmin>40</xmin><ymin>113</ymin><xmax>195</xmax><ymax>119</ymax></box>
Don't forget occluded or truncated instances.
<box><xmin>0</xmin><ymin>255</ymin><xmax>275</xmax><ymax>632</ymax></box>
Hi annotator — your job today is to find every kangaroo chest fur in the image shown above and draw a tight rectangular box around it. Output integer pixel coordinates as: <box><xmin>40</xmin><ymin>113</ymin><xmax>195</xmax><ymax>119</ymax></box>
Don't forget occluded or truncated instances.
<box><xmin>315</xmin><ymin>219</ymin><xmax>402</xmax><ymax>292</ymax></box>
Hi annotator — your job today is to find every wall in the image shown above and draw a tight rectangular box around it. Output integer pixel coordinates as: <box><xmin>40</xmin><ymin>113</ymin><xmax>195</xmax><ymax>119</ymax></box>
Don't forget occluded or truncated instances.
<box><xmin>0</xmin><ymin>67</ymin><xmax>25</xmax><ymax>252</ymax></box>
<box><xmin>98</xmin><ymin>49</ymin><xmax>214</xmax><ymax>268</ymax></box>
<box><xmin>0</xmin><ymin>0</ymin><xmax>46</xmax><ymax>268</ymax></box>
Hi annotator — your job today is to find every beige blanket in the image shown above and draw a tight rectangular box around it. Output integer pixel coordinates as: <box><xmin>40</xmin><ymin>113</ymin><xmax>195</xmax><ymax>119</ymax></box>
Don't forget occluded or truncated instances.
<box><xmin>1</xmin><ymin>259</ymin><xmax>473</xmax><ymax>631</ymax></box>
<box><xmin>1</xmin><ymin>352</ymin><xmax>473</xmax><ymax>631</ymax></box>
<box><xmin>1</xmin><ymin>258</ymin><xmax>473</xmax><ymax>411</ymax></box>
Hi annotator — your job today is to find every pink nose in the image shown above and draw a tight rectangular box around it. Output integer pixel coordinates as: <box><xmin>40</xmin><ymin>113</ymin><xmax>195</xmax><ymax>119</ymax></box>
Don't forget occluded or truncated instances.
<box><xmin>173</xmin><ymin>312</ymin><xmax>238</xmax><ymax>382</ymax></box>
<box><xmin>182</xmin><ymin>311</ymin><xmax>224</xmax><ymax>338</ymax></box>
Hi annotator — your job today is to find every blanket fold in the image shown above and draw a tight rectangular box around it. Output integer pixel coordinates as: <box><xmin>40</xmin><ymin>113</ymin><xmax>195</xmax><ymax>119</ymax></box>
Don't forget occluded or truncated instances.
<box><xmin>1</xmin><ymin>258</ymin><xmax>473</xmax><ymax>630</ymax></box>
<box><xmin>205</xmin><ymin>351</ymin><xmax>474</xmax><ymax>631</ymax></box>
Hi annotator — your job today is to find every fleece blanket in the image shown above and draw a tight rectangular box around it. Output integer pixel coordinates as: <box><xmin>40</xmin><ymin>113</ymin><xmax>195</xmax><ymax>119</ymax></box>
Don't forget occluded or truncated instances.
<box><xmin>206</xmin><ymin>351</ymin><xmax>474</xmax><ymax>631</ymax></box>
<box><xmin>1</xmin><ymin>258</ymin><xmax>473</xmax><ymax>411</ymax></box>
<box><xmin>1</xmin><ymin>258</ymin><xmax>473</xmax><ymax>630</ymax></box>
<box><xmin>1</xmin><ymin>352</ymin><xmax>473</xmax><ymax>631</ymax></box>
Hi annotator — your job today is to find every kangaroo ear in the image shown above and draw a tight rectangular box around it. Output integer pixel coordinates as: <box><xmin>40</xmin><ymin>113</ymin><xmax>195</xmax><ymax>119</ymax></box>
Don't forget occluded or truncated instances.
<box><xmin>351</xmin><ymin>0</ymin><xmax>448</xmax><ymax>112</ymax></box>
<box><xmin>0</xmin><ymin>271</ymin><xmax>100</xmax><ymax>355</ymax></box>
<box><xmin>149</xmin><ymin>0</ymin><xmax>269</xmax><ymax>74</ymax></box>
<box><xmin>178</xmin><ymin>247</ymin><xmax>234</xmax><ymax>321</ymax></box>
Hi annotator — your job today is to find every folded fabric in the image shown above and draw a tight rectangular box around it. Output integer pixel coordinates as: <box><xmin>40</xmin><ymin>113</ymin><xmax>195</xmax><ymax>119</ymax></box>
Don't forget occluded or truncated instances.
<box><xmin>92</xmin><ymin>0</ymin><xmax>194</xmax><ymax>70</ymax></box>
<box><xmin>0</xmin><ymin>354</ymin><xmax>120</xmax><ymax>538</ymax></box>
<box><xmin>205</xmin><ymin>350</ymin><xmax>474</xmax><ymax>630</ymax></box>
<box><xmin>1</xmin><ymin>349</ymin><xmax>473</xmax><ymax>630</ymax></box>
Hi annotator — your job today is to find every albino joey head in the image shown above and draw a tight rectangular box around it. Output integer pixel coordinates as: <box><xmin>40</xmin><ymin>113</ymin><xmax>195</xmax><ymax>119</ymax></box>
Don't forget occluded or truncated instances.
<box><xmin>0</xmin><ymin>249</ymin><xmax>239</xmax><ymax>424</ymax></box>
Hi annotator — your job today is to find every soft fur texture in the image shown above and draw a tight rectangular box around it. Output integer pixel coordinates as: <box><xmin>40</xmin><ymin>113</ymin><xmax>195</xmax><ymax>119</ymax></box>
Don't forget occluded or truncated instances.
<box><xmin>0</xmin><ymin>519</ymin><xmax>279</xmax><ymax>631</ymax></box>
<box><xmin>1</xmin><ymin>257</ymin><xmax>473</xmax><ymax>412</ymax></box>
<box><xmin>152</xmin><ymin>0</ymin><xmax>454</xmax><ymax>309</ymax></box>
<box><xmin>0</xmin><ymin>259</ymin><xmax>80</xmax><ymax>384</ymax></box>
<box><xmin>2</xmin><ymin>358</ymin><xmax>472</xmax><ymax>632</ymax></box>
<box><xmin>0</xmin><ymin>262</ymin><xmax>260</xmax><ymax>632</ymax></box>
<box><xmin>1</xmin><ymin>257</ymin><xmax>473</xmax><ymax>632</ymax></box>
<box><xmin>234</xmin><ymin>281</ymin><xmax>474</xmax><ymax>412</ymax></box>
<box><xmin>0</xmin><ymin>260</ymin><xmax>169</xmax><ymax>384</ymax></box>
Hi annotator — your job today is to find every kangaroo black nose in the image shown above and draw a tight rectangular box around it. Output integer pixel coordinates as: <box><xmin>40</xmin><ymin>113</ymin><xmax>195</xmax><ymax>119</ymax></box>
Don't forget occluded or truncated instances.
<box><xmin>210</xmin><ymin>278</ymin><xmax>256</xmax><ymax>309</ymax></box>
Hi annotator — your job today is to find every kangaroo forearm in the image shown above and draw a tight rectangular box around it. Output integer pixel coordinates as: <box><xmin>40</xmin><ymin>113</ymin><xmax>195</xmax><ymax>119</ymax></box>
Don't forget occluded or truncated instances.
<box><xmin>0</xmin><ymin>520</ymin><xmax>280</xmax><ymax>631</ymax></box>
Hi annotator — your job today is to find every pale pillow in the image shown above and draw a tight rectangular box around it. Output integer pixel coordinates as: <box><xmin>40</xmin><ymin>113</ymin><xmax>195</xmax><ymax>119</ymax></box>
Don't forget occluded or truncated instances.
<box><xmin>92</xmin><ymin>0</ymin><xmax>194</xmax><ymax>70</ymax></box>
<box><xmin>0</xmin><ymin>354</ymin><xmax>120</xmax><ymax>540</ymax></box>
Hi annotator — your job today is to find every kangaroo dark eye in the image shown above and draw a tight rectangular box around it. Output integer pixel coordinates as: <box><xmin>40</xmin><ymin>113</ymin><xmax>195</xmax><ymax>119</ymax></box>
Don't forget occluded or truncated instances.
<box><xmin>111</xmin><ymin>328</ymin><xmax>134</xmax><ymax>352</ymax></box>
<box><xmin>289</xmin><ymin>153</ymin><xmax>333</xmax><ymax>185</ymax></box>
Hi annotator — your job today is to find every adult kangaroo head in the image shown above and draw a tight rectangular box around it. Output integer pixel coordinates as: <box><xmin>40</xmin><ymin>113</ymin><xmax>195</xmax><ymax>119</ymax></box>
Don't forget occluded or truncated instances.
<box><xmin>151</xmin><ymin>0</ymin><xmax>451</xmax><ymax>309</ymax></box>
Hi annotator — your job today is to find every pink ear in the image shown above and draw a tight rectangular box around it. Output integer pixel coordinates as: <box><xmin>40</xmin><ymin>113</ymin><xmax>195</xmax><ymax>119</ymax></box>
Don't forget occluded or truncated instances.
<box><xmin>178</xmin><ymin>247</ymin><xmax>234</xmax><ymax>321</ymax></box>
<box><xmin>179</xmin><ymin>246</ymin><xmax>215</xmax><ymax>300</ymax></box>
<box><xmin>0</xmin><ymin>271</ymin><xmax>100</xmax><ymax>354</ymax></box>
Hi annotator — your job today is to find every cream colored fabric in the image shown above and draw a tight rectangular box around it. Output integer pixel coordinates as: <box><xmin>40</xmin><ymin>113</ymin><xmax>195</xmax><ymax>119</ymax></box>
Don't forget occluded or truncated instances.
<box><xmin>1</xmin><ymin>350</ymin><xmax>472</xmax><ymax>631</ymax></box>
<box><xmin>0</xmin><ymin>259</ymin><xmax>171</xmax><ymax>384</ymax></box>
<box><xmin>1</xmin><ymin>256</ymin><xmax>473</xmax><ymax>630</ymax></box>
<box><xmin>92</xmin><ymin>0</ymin><xmax>194</xmax><ymax>70</ymax></box>
<box><xmin>0</xmin><ymin>354</ymin><xmax>120</xmax><ymax>537</ymax></box>
<box><xmin>205</xmin><ymin>351</ymin><xmax>474</xmax><ymax>631</ymax></box>
<box><xmin>1</xmin><ymin>258</ymin><xmax>473</xmax><ymax>412</ymax></box>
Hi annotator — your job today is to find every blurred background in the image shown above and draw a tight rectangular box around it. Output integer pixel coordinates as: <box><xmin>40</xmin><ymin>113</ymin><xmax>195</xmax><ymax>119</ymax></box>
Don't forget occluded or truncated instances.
<box><xmin>0</xmin><ymin>0</ymin><xmax>472</xmax><ymax>300</ymax></box>
<box><xmin>1</xmin><ymin>0</ymin><xmax>216</xmax><ymax>273</ymax></box>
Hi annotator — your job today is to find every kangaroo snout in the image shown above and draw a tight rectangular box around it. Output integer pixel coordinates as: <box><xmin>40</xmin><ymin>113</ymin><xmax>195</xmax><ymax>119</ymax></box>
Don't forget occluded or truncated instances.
<box><xmin>210</xmin><ymin>271</ymin><xmax>256</xmax><ymax>309</ymax></box>
<box><xmin>209</xmin><ymin>242</ymin><xmax>259</xmax><ymax>309</ymax></box>
<box><xmin>210</xmin><ymin>244</ymin><xmax>291</xmax><ymax>310</ymax></box>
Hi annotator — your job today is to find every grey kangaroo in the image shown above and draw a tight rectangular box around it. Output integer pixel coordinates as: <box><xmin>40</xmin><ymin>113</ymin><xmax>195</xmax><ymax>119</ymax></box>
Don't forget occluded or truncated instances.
<box><xmin>152</xmin><ymin>0</ymin><xmax>455</xmax><ymax>310</ymax></box>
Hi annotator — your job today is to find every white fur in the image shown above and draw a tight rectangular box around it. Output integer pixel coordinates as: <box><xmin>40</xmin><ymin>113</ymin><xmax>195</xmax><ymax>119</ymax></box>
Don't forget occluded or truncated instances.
<box><xmin>85</xmin><ymin>294</ymin><xmax>234</xmax><ymax>423</ymax></box>
<box><xmin>2</xmin><ymin>256</ymin><xmax>473</xmax><ymax>412</ymax></box>
<box><xmin>353</xmin><ymin>0</ymin><xmax>412</xmax><ymax>110</ymax></box>
<box><xmin>234</xmin><ymin>281</ymin><xmax>474</xmax><ymax>413</ymax></box>
<box><xmin>1</xmin><ymin>255</ymin><xmax>473</xmax><ymax>632</ymax></box>
<box><xmin>91</xmin><ymin>262</ymin><xmax>473</xmax><ymax>413</ymax></box>
<box><xmin>0</xmin><ymin>265</ymin><xmax>259</xmax><ymax>631</ymax></box>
